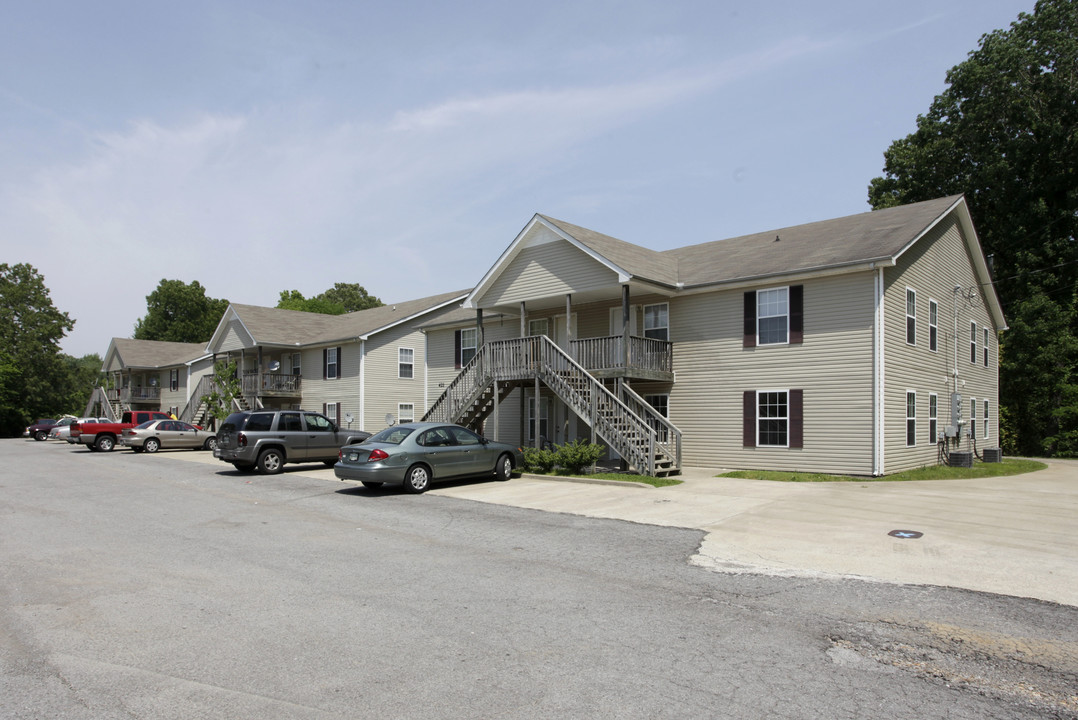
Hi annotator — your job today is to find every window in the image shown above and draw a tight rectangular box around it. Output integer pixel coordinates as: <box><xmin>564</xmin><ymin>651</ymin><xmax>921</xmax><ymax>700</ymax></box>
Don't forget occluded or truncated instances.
<box><xmin>528</xmin><ymin>397</ymin><xmax>549</xmax><ymax>442</ymax></box>
<box><xmin>643</xmin><ymin>303</ymin><xmax>669</xmax><ymax>341</ymax></box>
<box><xmin>324</xmin><ymin>347</ymin><xmax>341</xmax><ymax>380</ymax></box>
<box><xmin>906</xmin><ymin>289</ymin><xmax>916</xmax><ymax>345</ymax></box>
<box><xmin>929</xmin><ymin>300</ymin><xmax>938</xmax><ymax>352</ymax></box>
<box><xmin>984</xmin><ymin>399</ymin><xmax>990</xmax><ymax>439</ymax></box>
<box><xmin>306</xmin><ymin>413</ymin><xmax>333</xmax><ymax>432</ymax></box>
<box><xmin>929</xmin><ymin>393</ymin><xmax>938</xmax><ymax>444</ymax></box>
<box><xmin>757</xmin><ymin>288</ymin><xmax>789</xmax><ymax>345</ymax></box>
<box><xmin>398</xmin><ymin>403</ymin><xmax>414</xmax><ymax>423</ymax></box>
<box><xmin>320</xmin><ymin>405</ymin><xmax>338</xmax><ymax>426</ymax></box>
<box><xmin>528</xmin><ymin>318</ymin><xmax>549</xmax><ymax>337</ymax></box>
<box><xmin>291</xmin><ymin>353</ymin><xmax>301</xmax><ymax>376</ymax></box>
<box><xmin>970</xmin><ymin>398</ymin><xmax>977</xmax><ymax>438</ymax></box>
<box><xmin>906</xmin><ymin>392</ymin><xmax>917</xmax><ymax>447</ymax></box>
<box><xmin>398</xmin><ymin>347</ymin><xmax>414</xmax><ymax>379</ymax></box>
<box><xmin>278</xmin><ymin>412</ymin><xmax>303</xmax><ymax>432</ymax></box>
<box><xmin>984</xmin><ymin>328</ymin><xmax>990</xmax><ymax>367</ymax></box>
<box><xmin>170</xmin><ymin>369</ymin><xmax>179</xmax><ymax>392</ymax></box>
<box><xmin>456</xmin><ymin>328</ymin><xmax>478</xmax><ymax>369</ymax></box>
<box><xmin>970</xmin><ymin>322</ymin><xmax>978</xmax><ymax>364</ymax></box>
<box><xmin>758</xmin><ymin>391</ymin><xmax>789</xmax><ymax>447</ymax></box>
<box><xmin>448</xmin><ymin>425</ymin><xmax>480</xmax><ymax>446</ymax></box>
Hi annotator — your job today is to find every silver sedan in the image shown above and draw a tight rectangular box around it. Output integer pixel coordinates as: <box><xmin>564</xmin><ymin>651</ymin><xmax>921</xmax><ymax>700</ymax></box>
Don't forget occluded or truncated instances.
<box><xmin>334</xmin><ymin>422</ymin><xmax>523</xmax><ymax>493</ymax></box>
<box><xmin>121</xmin><ymin>420</ymin><xmax>218</xmax><ymax>453</ymax></box>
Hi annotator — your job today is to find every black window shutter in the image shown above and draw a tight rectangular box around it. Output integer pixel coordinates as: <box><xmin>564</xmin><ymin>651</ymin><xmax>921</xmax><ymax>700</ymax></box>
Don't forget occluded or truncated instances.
<box><xmin>454</xmin><ymin>330</ymin><xmax>462</xmax><ymax>369</ymax></box>
<box><xmin>336</xmin><ymin>347</ymin><xmax>342</xmax><ymax>379</ymax></box>
<box><xmin>743</xmin><ymin>292</ymin><xmax>757</xmax><ymax>348</ymax></box>
<box><xmin>790</xmin><ymin>389</ymin><xmax>804</xmax><ymax>448</ymax></box>
<box><xmin>743</xmin><ymin>391</ymin><xmax>756</xmax><ymax>447</ymax></box>
<box><xmin>790</xmin><ymin>286</ymin><xmax>804</xmax><ymax>344</ymax></box>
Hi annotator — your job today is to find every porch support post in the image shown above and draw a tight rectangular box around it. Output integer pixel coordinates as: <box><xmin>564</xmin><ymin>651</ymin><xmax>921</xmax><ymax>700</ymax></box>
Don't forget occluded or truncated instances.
<box><xmin>534</xmin><ymin>376</ymin><xmax>541</xmax><ymax>449</ymax></box>
<box><xmin>520</xmin><ymin>302</ymin><xmax>526</xmax><ymax>337</ymax></box>
<box><xmin>622</xmin><ymin>284</ymin><xmax>631</xmax><ymax>368</ymax></box>
<box><xmin>565</xmin><ymin>293</ymin><xmax>572</xmax><ymax>352</ymax></box>
<box><xmin>476</xmin><ymin>308</ymin><xmax>484</xmax><ymax>347</ymax></box>
<box><xmin>492</xmin><ymin>380</ymin><xmax>500</xmax><ymax>442</ymax></box>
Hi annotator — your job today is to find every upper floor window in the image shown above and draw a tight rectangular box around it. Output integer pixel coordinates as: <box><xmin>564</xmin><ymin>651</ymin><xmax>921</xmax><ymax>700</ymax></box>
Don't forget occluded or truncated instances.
<box><xmin>398</xmin><ymin>347</ymin><xmax>414</xmax><ymax>379</ymax></box>
<box><xmin>324</xmin><ymin>347</ymin><xmax>341</xmax><ymax>380</ymax></box>
<box><xmin>744</xmin><ymin>286</ymin><xmax>803</xmax><ymax>348</ymax></box>
<box><xmin>758</xmin><ymin>289</ymin><xmax>789</xmax><ymax>345</ymax></box>
<box><xmin>906</xmin><ymin>289</ymin><xmax>917</xmax><ymax>345</ymax></box>
<box><xmin>456</xmin><ymin>328</ymin><xmax>478</xmax><ymax>369</ymax></box>
<box><xmin>528</xmin><ymin>318</ymin><xmax>549</xmax><ymax>337</ymax></box>
<box><xmin>970</xmin><ymin>322</ymin><xmax>978</xmax><ymax>364</ymax></box>
<box><xmin>983</xmin><ymin>328</ymin><xmax>990</xmax><ymax>367</ymax></box>
<box><xmin>643</xmin><ymin>303</ymin><xmax>669</xmax><ymax>342</ymax></box>
<box><xmin>291</xmin><ymin>353</ymin><xmax>301</xmax><ymax>376</ymax></box>
<box><xmin>170</xmin><ymin>369</ymin><xmax>179</xmax><ymax>392</ymax></box>
<box><xmin>929</xmin><ymin>299</ymin><xmax>938</xmax><ymax>352</ymax></box>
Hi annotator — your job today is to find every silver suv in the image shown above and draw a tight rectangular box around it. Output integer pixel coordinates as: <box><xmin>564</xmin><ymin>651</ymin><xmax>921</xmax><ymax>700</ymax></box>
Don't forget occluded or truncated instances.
<box><xmin>214</xmin><ymin>410</ymin><xmax>371</xmax><ymax>474</ymax></box>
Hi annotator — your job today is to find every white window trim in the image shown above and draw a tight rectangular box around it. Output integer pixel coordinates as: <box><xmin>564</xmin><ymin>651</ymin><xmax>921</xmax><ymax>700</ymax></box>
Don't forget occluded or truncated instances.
<box><xmin>906</xmin><ymin>390</ymin><xmax>917</xmax><ymax>447</ymax></box>
<box><xmin>929</xmin><ymin>393</ymin><xmax>938</xmax><ymax>444</ymax></box>
<box><xmin>983</xmin><ymin>399</ymin><xmax>990</xmax><ymax>440</ymax></box>
<box><xmin>970</xmin><ymin>397</ymin><xmax>977</xmax><ymax>438</ymax></box>
<box><xmin>643</xmin><ymin>302</ymin><xmax>670</xmax><ymax>342</ymax></box>
<box><xmin>928</xmin><ymin>299</ymin><xmax>938</xmax><ymax>353</ymax></box>
<box><xmin>527</xmin><ymin>318</ymin><xmax>549</xmax><ymax>337</ymax></box>
<box><xmin>398</xmin><ymin>402</ymin><xmax>415</xmax><ymax>424</ymax></box>
<box><xmin>756</xmin><ymin>389</ymin><xmax>790</xmax><ymax>448</ymax></box>
<box><xmin>398</xmin><ymin>347</ymin><xmax>414</xmax><ymax>380</ymax></box>
<box><xmin>325</xmin><ymin>402</ymin><xmax>338</xmax><ymax>423</ymax></box>
<box><xmin>905</xmin><ymin>288</ymin><xmax>917</xmax><ymax>346</ymax></box>
<box><xmin>527</xmin><ymin>396</ymin><xmax>550</xmax><ymax>442</ymax></box>
<box><xmin>326</xmin><ymin>347</ymin><xmax>339</xmax><ymax>380</ymax></box>
<box><xmin>460</xmin><ymin>328</ymin><xmax>478</xmax><ymax>366</ymax></box>
<box><xmin>970</xmin><ymin>321</ymin><xmax>978</xmax><ymax>364</ymax></box>
<box><xmin>983</xmin><ymin>328</ymin><xmax>990</xmax><ymax>367</ymax></box>
<box><xmin>757</xmin><ymin>287</ymin><xmax>790</xmax><ymax>346</ymax></box>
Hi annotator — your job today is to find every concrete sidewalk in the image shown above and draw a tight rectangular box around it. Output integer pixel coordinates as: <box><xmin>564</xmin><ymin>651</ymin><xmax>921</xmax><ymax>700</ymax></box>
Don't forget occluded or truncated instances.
<box><xmin>431</xmin><ymin>461</ymin><xmax>1078</xmax><ymax>607</ymax></box>
<box><xmin>180</xmin><ymin>449</ymin><xmax>1077</xmax><ymax>607</ymax></box>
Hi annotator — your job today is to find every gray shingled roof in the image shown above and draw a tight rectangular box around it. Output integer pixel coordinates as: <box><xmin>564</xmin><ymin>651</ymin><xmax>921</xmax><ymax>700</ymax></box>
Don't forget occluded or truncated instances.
<box><xmin>229</xmin><ymin>289</ymin><xmax>469</xmax><ymax>347</ymax></box>
<box><xmin>109</xmin><ymin>338</ymin><xmax>209</xmax><ymax>368</ymax></box>
<box><xmin>538</xmin><ymin>195</ymin><xmax>963</xmax><ymax>288</ymax></box>
<box><xmin>667</xmin><ymin>195</ymin><xmax>963</xmax><ymax>287</ymax></box>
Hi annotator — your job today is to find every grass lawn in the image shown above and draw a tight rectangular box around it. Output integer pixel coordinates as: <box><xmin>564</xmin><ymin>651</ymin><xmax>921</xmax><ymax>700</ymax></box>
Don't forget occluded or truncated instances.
<box><xmin>717</xmin><ymin>457</ymin><xmax>1047</xmax><ymax>483</ymax></box>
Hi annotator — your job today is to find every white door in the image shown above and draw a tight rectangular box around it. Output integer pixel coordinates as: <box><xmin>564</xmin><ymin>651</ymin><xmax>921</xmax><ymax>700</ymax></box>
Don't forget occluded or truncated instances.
<box><xmin>609</xmin><ymin>306</ymin><xmax>638</xmax><ymax>336</ymax></box>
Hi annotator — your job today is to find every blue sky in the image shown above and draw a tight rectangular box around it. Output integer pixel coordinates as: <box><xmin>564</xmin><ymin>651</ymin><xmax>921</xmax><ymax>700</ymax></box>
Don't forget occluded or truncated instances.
<box><xmin>2</xmin><ymin>0</ymin><xmax>1034</xmax><ymax>357</ymax></box>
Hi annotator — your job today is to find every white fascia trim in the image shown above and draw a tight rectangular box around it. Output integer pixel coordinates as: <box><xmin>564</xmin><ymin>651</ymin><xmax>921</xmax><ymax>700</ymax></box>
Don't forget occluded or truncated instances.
<box><xmin>677</xmin><ymin>260</ymin><xmax>891</xmax><ymax>296</ymax></box>
<box><xmin>359</xmin><ymin>339</ymin><xmax>366</xmax><ymax>432</ymax></box>
<box><xmin>873</xmin><ymin>266</ymin><xmax>886</xmax><ymax>476</ymax></box>
<box><xmin>355</xmin><ymin>295</ymin><xmax>469</xmax><ymax>342</ymax></box>
<box><xmin>207</xmin><ymin>305</ymin><xmax>257</xmax><ymax>352</ymax></box>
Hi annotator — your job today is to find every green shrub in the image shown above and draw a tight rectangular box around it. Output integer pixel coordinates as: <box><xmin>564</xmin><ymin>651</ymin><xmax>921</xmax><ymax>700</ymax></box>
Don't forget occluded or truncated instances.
<box><xmin>554</xmin><ymin>439</ymin><xmax>606</xmax><ymax>474</ymax></box>
<box><xmin>522</xmin><ymin>446</ymin><xmax>557</xmax><ymax>473</ymax></box>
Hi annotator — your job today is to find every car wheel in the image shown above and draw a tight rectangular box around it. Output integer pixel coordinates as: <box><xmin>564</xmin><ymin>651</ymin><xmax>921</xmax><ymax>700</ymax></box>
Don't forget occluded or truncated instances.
<box><xmin>203</xmin><ymin>436</ymin><xmax>218</xmax><ymax>451</ymax></box>
<box><xmin>257</xmin><ymin>448</ymin><xmax>284</xmax><ymax>475</ymax></box>
<box><xmin>232</xmin><ymin>462</ymin><xmax>255</xmax><ymax>472</ymax></box>
<box><xmin>495</xmin><ymin>453</ymin><xmax>513</xmax><ymax>481</ymax></box>
<box><xmin>403</xmin><ymin>464</ymin><xmax>431</xmax><ymax>494</ymax></box>
<box><xmin>34</xmin><ymin>430</ymin><xmax>48</xmax><ymax>441</ymax></box>
<box><xmin>143</xmin><ymin>438</ymin><xmax>160</xmax><ymax>453</ymax></box>
<box><xmin>361</xmin><ymin>481</ymin><xmax>383</xmax><ymax>489</ymax></box>
<box><xmin>323</xmin><ymin>459</ymin><xmax>337</xmax><ymax>467</ymax></box>
<box><xmin>95</xmin><ymin>435</ymin><xmax>115</xmax><ymax>452</ymax></box>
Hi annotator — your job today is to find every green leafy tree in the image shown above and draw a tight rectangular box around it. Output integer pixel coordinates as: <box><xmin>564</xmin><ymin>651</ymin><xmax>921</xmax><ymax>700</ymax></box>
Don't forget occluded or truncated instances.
<box><xmin>0</xmin><ymin>263</ymin><xmax>75</xmax><ymax>435</ymax></box>
<box><xmin>276</xmin><ymin>283</ymin><xmax>383</xmax><ymax>315</ymax></box>
<box><xmin>134</xmin><ymin>280</ymin><xmax>229</xmax><ymax>343</ymax></box>
<box><xmin>204</xmin><ymin>360</ymin><xmax>242</xmax><ymax>425</ymax></box>
<box><xmin>868</xmin><ymin>0</ymin><xmax>1078</xmax><ymax>455</ymax></box>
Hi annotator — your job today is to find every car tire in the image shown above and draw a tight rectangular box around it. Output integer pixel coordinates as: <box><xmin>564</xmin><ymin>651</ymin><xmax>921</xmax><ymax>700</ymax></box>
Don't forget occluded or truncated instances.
<box><xmin>34</xmin><ymin>430</ymin><xmax>47</xmax><ymax>441</ymax></box>
<box><xmin>232</xmin><ymin>462</ymin><xmax>255</xmax><ymax>472</ymax></box>
<box><xmin>144</xmin><ymin>438</ymin><xmax>160</xmax><ymax>453</ymax></box>
<box><xmin>495</xmin><ymin>453</ymin><xmax>513</xmax><ymax>481</ymax></box>
<box><xmin>203</xmin><ymin>437</ymin><xmax>218</xmax><ymax>451</ymax></box>
<box><xmin>131</xmin><ymin>446</ymin><xmax>143</xmax><ymax>454</ymax></box>
<box><xmin>361</xmin><ymin>481</ymin><xmax>383</xmax><ymax>489</ymax></box>
<box><xmin>95</xmin><ymin>435</ymin><xmax>115</xmax><ymax>452</ymax></box>
<box><xmin>323</xmin><ymin>459</ymin><xmax>337</xmax><ymax>467</ymax></box>
<box><xmin>403</xmin><ymin>464</ymin><xmax>431</xmax><ymax>494</ymax></box>
<box><xmin>256</xmin><ymin>448</ymin><xmax>284</xmax><ymax>475</ymax></box>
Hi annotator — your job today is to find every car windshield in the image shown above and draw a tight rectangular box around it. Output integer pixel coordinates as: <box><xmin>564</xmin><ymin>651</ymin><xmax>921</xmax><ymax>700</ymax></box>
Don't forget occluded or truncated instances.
<box><xmin>367</xmin><ymin>426</ymin><xmax>415</xmax><ymax>445</ymax></box>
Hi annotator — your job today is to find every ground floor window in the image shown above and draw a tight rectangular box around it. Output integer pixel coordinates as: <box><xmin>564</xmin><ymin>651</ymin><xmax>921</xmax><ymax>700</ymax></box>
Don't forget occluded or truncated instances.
<box><xmin>528</xmin><ymin>397</ymin><xmax>549</xmax><ymax>443</ymax></box>
<box><xmin>906</xmin><ymin>392</ymin><xmax>917</xmax><ymax>447</ymax></box>
<box><xmin>970</xmin><ymin>398</ymin><xmax>977</xmax><ymax>438</ymax></box>
<box><xmin>929</xmin><ymin>393</ymin><xmax>938</xmax><ymax>444</ymax></box>
<box><xmin>398</xmin><ymin>403</ymin><xmax>415</xmax><ymax>424</ymax></box>
<box><xmin>743</xmin><ymin>389</ymin><xmax>803</xmax><ymax>449</ymax></box>
<box><xmin>983</xmin><ymin>399</ymin><xmax>989</xmax><ymax>440</ymax></box>
<box><xmin>324</xmin><ymin>402</ymin><xmax>339</xmax><ymax>425</ymax></box>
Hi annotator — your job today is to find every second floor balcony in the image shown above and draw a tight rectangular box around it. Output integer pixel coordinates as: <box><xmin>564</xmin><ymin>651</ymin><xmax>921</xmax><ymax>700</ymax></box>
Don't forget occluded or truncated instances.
<box><xmin>570</xmin><ymin>335</ymin><xmax>673</xmax><ymax>381</ymax></box>
<box><xmin>242</xmin><ymin>371</ymin><xmax>302</xmax><ymax>398</ymax></box>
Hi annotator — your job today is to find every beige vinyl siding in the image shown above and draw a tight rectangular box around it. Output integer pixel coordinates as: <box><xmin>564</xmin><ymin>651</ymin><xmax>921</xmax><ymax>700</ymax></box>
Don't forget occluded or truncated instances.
<box><xmin>299</xmin><ymin>343</ymin><xmax>361</xmax><ymax>421</ymax></box>
<box><xmin>670</xmin><ymin>273</ymin><xmax>877</xmax><ymax>475</ymax></box>
<box><xmin>479</xmin><ymin>240</ymin><xmax>620</xmax><ymax>306</ymax></box>
<box><xmin>217</xmin><ymin>318</ymin><xmax>252</xmax><ymax>353</ymax></box>
<box><xmin>883</xmin><ymin>215</ymin><xmax>1000</xmax><ymax>472</ymax></box>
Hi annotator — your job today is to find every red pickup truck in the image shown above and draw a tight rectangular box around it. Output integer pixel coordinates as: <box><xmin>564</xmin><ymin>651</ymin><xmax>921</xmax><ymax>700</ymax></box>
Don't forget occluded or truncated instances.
<box><xmin>71</xmin><ymin>411</ymin><xmax>174</xmax><ymax>452</ymax></box>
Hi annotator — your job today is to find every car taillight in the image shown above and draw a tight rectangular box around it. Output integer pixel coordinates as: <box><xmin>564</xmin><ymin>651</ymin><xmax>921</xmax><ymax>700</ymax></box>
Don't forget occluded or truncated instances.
<box><xmin>368</xmin><ymin>448</ymin><xmax>389</xmax><ymax>462</ymax></box>
<box><xmin>237</xmin><ymin>433</ymin><xmax>247</xmax><ymax>447</ymax></box>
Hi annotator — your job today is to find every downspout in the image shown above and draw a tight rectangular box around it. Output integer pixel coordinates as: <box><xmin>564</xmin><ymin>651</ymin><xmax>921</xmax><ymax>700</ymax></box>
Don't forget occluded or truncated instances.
<box><xmin>873</xmin><ymin>266</ymin><xmax>885</xmax><ymax>476</ymax></box>
<box><xmin>359</xmin><ymin>339</ymin><xmax>366</xmax><ymax>431</ymax></box>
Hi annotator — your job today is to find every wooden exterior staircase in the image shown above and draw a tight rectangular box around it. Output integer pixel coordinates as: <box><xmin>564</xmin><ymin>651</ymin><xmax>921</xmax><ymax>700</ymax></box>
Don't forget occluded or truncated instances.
<box><xmin>423</xmin><ymin>336</ymin><xmax>682</xmax><ymax>477</ymax></box>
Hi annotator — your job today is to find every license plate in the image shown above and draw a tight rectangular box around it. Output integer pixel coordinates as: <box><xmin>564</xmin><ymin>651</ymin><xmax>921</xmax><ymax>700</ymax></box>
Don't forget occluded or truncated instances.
<box><xmin>213</xmin><ymin>449</ymin><xmax>222</xmax><ymax>457</ymax></box>
<box><xmin>348</xmin><ymin>452</ymin><xmax>360</xmax><ymax>462</ymax></box>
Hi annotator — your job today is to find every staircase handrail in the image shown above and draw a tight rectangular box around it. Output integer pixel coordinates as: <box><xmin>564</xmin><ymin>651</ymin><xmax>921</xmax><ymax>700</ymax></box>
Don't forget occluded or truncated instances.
<box><xmin>84</xmin><ymin>386</ymin><xmax>118</xmax><ymax>421</ymax></box>
<box><xmin>179</xmin><ymin>375</ymin><xmax>217</xmax><ymax>424</ymax></box>
<box><xmin>618</xmin><ymin>383</ymin><xmax>682</xmax><ymax>470</ymax></box>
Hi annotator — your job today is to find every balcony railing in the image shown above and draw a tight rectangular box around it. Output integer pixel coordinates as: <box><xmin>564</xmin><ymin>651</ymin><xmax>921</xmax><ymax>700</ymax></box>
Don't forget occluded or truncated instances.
<box><xmin>242</xmin><ymin>371</ymin><xmax>302</xmax><ymax>397</ymax></box>
<box><xmin>570</xmin><ymin>335</ymin><xmax>673</xmax><ymax>377</ymax></box>
<box><xmin>115</xmin><ymin>386</ymin><xmax>161</xmax><ymax>403</ymax></box>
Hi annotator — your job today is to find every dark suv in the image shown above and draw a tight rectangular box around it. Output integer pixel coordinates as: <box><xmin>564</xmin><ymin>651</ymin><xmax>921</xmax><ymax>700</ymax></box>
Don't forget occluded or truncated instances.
<box><xmin>214</xmin><ymin>410</ymin><xmax>370</xmax><ymax>474</ymax></box>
